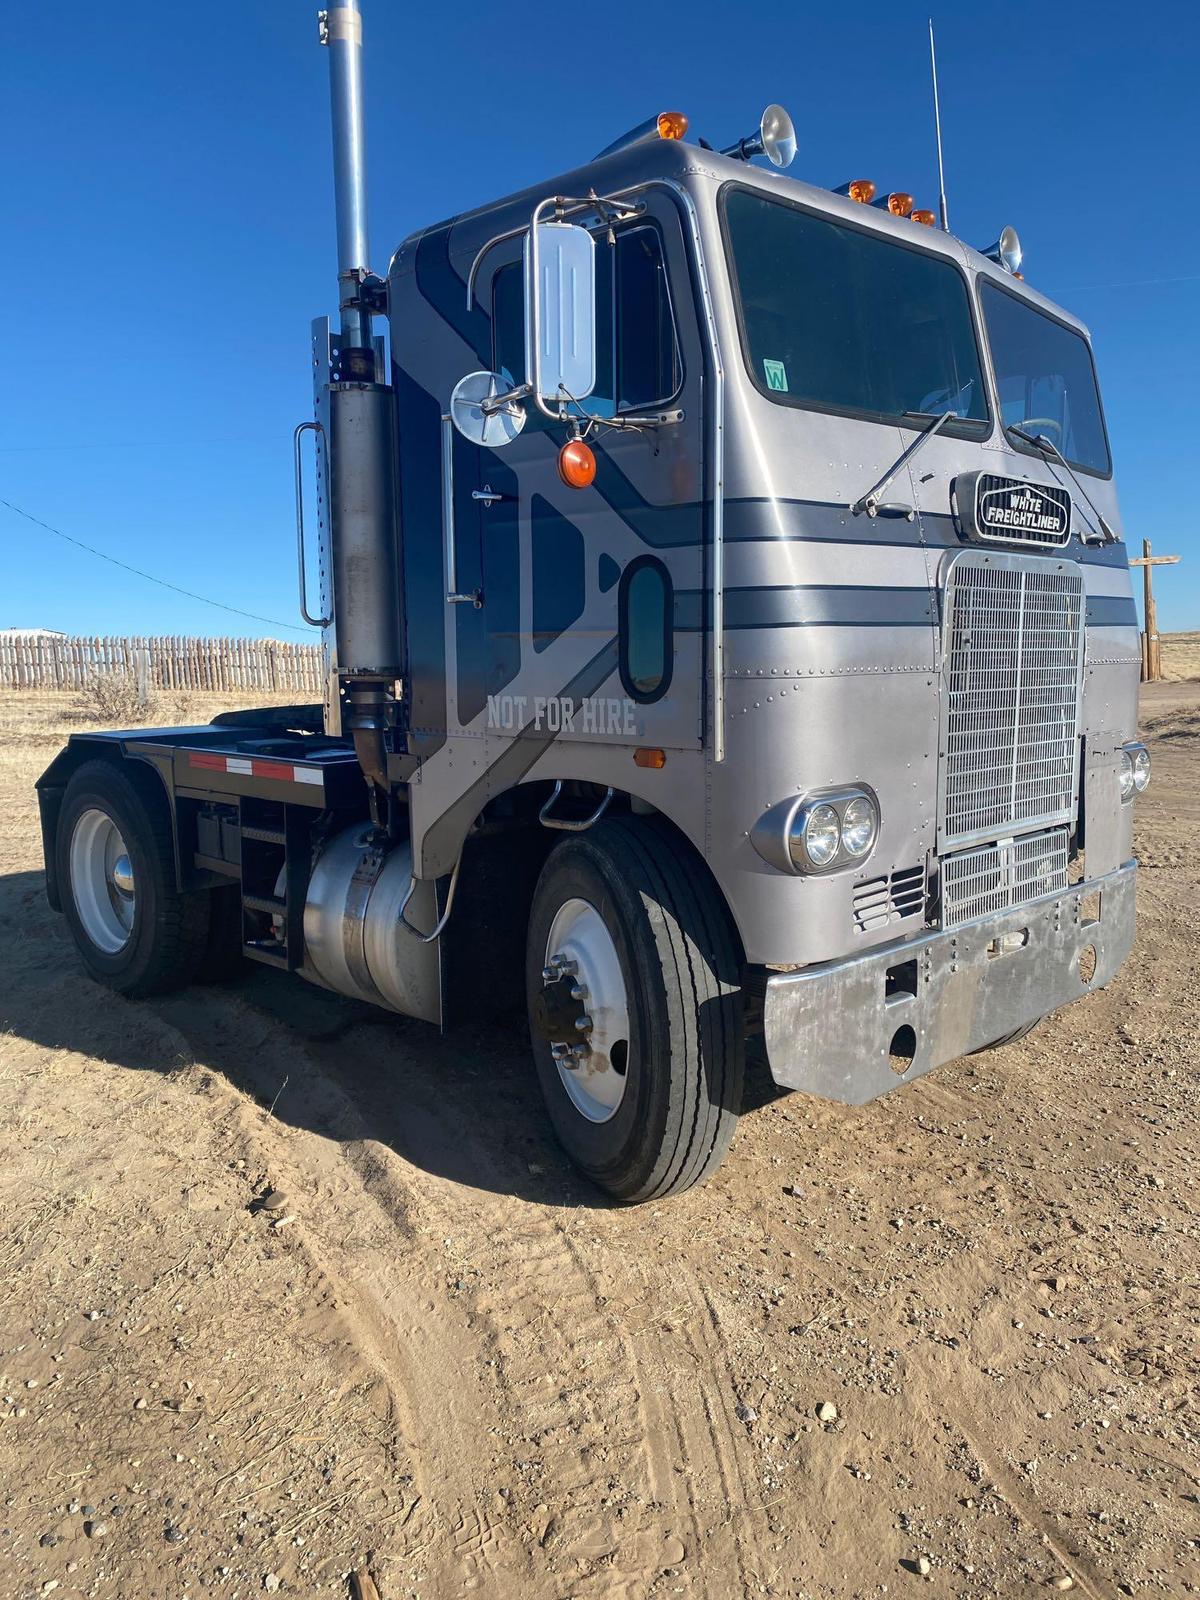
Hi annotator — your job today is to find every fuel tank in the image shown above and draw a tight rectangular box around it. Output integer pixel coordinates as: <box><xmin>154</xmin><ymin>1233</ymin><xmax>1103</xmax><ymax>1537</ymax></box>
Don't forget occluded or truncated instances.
<box><xmin>301</xmin><ymin>823</ymin><xmax>440</xmax><ymax>1023</ymax></box>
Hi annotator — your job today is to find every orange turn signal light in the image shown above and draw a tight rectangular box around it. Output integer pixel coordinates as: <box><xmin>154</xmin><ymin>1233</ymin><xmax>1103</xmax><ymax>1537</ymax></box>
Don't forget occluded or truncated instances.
<box><xmin>847</xmin><ymin>179</ymin><xmax>876</xmax><ymax>204</ymax></box>
<box><xmin>657</xmin><ymin>111</ymin><xmax>688</xmax><ymax>141</ymax></box>
<box><xmin>634</xmin><ymin>747</ymin><xmax>667</xmax><ymax>770</ymax></box>
<box><xmin>557</xmin><ymin>438</ymin><xmax>597</xmax><ymax>490</ymax></box>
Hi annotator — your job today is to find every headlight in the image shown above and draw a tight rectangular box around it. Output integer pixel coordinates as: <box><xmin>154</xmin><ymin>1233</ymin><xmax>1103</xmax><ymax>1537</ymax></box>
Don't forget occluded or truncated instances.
<box><xmin>801</xmin><ymin>804</ymin><xmax>841</xmax><ymax>868</ymax></box>
<box><xmin>1118</xmin><ymin>748</ymin><xmax>1135</xmax><ymax>801</ymax></box>
<box><xmin>841</xmin><ymin>795</ymin><xmax>878</xmax><ymax>857</ymax></box>
<box><xmin>1132</xmin><ymin>746</ymin><xmax>1151</xmax><ymax>792</ymax></box>
<box><xmin>771</xmin><ymin>787</ymin><xmax>882</xmax><ymax>874</ymax></box>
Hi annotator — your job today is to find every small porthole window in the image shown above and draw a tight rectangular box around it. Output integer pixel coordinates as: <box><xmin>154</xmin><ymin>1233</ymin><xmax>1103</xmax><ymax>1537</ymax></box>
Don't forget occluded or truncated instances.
<box><xmin>619</xmin><ymin>557</ymin><xmax>673</xmax><ymax>702</ymax></box>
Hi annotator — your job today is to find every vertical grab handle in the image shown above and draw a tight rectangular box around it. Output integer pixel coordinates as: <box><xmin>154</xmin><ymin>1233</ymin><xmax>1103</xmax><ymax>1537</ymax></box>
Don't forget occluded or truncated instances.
<box><xmin>441</xmin><ymin>412</ymin><xmax>482</xmax><ymax>607</ymax></box>
<box><xmin>294</xmin><ymin>420</ymin><xmax>333</xmax><ymax>628</ymax></box>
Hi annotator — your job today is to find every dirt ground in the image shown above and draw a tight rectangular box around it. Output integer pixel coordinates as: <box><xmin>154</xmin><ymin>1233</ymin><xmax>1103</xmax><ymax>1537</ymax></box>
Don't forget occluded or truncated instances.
<box><xmin>0</xmin><ymin>679</ymin><xmax>1196</xmax><ymax>1600</ymax></box>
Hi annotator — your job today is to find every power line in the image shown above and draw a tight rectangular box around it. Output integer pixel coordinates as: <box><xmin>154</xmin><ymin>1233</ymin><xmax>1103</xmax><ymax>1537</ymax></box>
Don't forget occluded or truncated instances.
<box><xmin>0</xmin><ymin>495</ymin><xmax>315</xmax><ymax>636</ymax></box>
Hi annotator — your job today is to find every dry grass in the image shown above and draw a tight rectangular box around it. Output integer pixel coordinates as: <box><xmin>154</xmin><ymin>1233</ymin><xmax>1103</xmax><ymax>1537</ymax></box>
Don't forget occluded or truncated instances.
<box><xmin>1162</xmin><ymin>630</ymin><xmax>1200</xmax><ymax>681</ymax></box>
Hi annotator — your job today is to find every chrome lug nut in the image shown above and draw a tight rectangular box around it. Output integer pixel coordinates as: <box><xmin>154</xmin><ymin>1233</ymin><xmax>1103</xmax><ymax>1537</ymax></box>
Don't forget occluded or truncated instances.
<box><xmin>575</xmin><ymin>1014</ymin><xmax>593</xmax><ymax>1034</ymax></box>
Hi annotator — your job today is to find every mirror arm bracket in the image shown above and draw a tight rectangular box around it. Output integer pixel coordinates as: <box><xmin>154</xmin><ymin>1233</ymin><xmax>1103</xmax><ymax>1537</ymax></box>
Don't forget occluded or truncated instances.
<box><xmin>464</xmin><ymin>189</ymin><xmax>647</xmax><ymax>309</ymax></box>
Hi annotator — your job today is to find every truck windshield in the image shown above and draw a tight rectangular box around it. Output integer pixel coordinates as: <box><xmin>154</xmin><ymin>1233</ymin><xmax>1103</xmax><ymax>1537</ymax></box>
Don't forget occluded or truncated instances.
<box><xmin>723</xmin><ymin>188</ymin><xmax>988</xmax><ymax>431</ymax></box>
<box><xmin>979</xmin><ymin>279</ymin><xmax>1111</xmax><ymax>476</ymax></box>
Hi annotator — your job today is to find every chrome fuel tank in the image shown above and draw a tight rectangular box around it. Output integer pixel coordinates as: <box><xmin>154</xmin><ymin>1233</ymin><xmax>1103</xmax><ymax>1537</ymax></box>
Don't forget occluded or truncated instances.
<box><xmin>301</xmin><ymin>824</ymin><xmax>441</xmax><ymax>1023</ymax></box>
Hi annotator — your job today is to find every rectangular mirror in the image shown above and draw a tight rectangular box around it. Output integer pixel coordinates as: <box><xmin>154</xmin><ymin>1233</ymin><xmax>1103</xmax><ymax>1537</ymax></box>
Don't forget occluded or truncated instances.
<box><xmin>524</xmin><ymin>221</ymin><xmax>596</xmax><ymax>403</ymax></box>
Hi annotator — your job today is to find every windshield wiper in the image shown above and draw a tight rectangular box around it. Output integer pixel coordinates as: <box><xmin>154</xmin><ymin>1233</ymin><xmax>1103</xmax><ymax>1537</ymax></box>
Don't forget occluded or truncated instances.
<box><xmin>851</xmin><ymin>410</ymin><xmax>956</xmax><ymax>519</ymax></box>
<box><xmin>1009</xmin><ymin>426</ymin><xmax>1118</xmax><ymax>544</ymax></box>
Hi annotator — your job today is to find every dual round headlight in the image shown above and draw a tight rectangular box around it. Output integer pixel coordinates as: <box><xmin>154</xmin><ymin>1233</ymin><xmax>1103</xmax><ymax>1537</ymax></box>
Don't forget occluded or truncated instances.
<box><xmin>1119</xmin><ymin>743</ymin><xmax>1150</xmax><ymax>802</ymax></box>
<box><xmin>790</xmin><ymin>790</ymin><xmax>879</xmax><ymax>873</ymax></box>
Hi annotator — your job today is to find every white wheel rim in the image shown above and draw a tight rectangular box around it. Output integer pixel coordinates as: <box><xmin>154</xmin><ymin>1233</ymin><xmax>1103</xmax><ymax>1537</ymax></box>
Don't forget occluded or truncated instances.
<box><xmin>69</xmin><ymin>807</ymin><xmax>136</xmax><ymax>954</ymax></box>
<box><xmin>543</xmin><ymin>897</ymin><xmax>631</xmax><ymax>1124</ymax></box>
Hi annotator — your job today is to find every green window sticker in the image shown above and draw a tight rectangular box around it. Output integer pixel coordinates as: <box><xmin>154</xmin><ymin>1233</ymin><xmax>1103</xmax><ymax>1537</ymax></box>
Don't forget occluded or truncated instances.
<box><xmin>763</xmin><ymin>358</ymin><xmax>788</xmax><ymax>392</ymax></box>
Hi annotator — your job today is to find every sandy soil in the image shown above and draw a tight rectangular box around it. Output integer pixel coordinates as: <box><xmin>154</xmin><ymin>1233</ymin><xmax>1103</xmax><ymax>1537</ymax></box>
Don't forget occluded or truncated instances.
<box><xmin>0</xmin><ymin>684</ymin><xmax>1196</xmax><ymax>1600</ymax></box>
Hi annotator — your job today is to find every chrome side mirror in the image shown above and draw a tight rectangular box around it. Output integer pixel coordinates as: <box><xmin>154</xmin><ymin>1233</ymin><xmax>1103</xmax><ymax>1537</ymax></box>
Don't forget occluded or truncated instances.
<box><xmin>524</xmin><ymin>220</ymin><xmax>597</xmax><ymax>404</ymax></box>
<box><xmin>449</xmin><ymin>370</ymin><xmax>527</xmax><ymax>448</ymax></box>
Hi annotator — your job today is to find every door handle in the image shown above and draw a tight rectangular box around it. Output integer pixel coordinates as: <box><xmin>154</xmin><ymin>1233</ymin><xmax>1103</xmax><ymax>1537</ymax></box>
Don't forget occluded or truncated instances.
<box><xmin>472</xmin><ymin>486</ymin><xmax>512</xmax><ymax>505</ymax></box>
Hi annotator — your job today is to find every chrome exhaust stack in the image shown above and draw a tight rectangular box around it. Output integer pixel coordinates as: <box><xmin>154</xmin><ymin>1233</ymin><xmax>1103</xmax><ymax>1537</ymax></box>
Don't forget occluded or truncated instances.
<box><xmin>311</xmin><ymin>3</ymin><xmax>401</xmax><ymax>786</ymax></box>
<box><xmin>321</xmin><ymin>2</ymin><xmax>373</xmax><ymax>365</ymax></box>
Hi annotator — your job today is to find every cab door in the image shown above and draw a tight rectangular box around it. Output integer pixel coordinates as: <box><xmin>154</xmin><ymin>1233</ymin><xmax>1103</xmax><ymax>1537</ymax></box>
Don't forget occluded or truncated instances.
<box><xmin>447</xmin><ymin>431</ymin><xmax>521</xmax><ymax>729</ymax></box>
<box><xmin>468</xmin><ymin>194</ymin><xmax>706</xmax><ymax>753</ymax></box>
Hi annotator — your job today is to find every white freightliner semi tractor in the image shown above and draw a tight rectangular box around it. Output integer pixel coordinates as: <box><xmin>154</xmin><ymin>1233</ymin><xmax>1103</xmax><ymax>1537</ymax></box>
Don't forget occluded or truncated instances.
<box><xmin>37</xmin><ymin>4</ymin><xmax>1148</xmax><ymax>1201</ymax></box>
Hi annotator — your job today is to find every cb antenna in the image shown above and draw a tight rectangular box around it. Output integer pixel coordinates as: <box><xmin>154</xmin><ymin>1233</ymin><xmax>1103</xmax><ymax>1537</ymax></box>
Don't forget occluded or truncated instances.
<box><xmin>928</xmin><ymin>18</ymin><xmax>949</xmax><ymax>231</ymax></box>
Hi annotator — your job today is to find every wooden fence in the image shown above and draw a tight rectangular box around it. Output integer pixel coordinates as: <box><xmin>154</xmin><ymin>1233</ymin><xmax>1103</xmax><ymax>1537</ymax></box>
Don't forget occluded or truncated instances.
<box><xmin>0</xmin><ymin>635</ymin><xmax>323</xmax><ymax>695</ymax></box>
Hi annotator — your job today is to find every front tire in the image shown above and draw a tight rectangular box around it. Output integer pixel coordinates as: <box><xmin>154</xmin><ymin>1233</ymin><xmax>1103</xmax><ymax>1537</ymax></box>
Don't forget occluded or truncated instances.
<box><xmin>971</xmin><ymin>1017</ymin><xmax>1043</xmax><ymax>1053</ymax></box>
<box><xmin>57</xmin><ymin>759</ymin><xmax>211</xmax><ymax>997</ymax></box>
<box><xmin>526</xmin><ymin>817</ymin><xmax>744</xmax><ymax>1203</ymax></box>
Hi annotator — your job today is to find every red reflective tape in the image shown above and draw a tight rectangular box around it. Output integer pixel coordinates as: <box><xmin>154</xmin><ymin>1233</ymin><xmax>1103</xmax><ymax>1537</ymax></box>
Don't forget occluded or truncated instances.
<box><xmin>250</xmin><ymin>760</ymin><xmax>296</xmax><ymax>782</ymax></box>
<box><xmin>190</xmin><ymin>752</ymin><xmax>228</xmax><ymax>771</ymax></box>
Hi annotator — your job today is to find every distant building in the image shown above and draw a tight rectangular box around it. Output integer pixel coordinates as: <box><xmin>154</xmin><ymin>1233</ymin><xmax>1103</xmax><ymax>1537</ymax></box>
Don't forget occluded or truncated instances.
<box><xmin>0</xmin><ymin>627</ymin><xmax>67</xmax><ymax>639</ymax></box>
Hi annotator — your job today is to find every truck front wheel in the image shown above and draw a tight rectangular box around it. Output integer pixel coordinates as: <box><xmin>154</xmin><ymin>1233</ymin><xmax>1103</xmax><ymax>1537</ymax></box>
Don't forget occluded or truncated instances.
<box><xmin>526</xmin><ymin>817</ymin><xmax>744</xmax><ymax>1203</ymax></box>
<box><xmin>57</xmin><ymin>759</ymin><xmax>211</xmax><ymax>997</ymax></box>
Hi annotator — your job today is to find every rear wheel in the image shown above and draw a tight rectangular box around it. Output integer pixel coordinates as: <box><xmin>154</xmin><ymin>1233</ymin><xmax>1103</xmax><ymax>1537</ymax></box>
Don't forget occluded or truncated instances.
<box><xmin>58</xmin><ymin>759</ymin><xmax>211</xmax><ymax>997</ymax></box>
<box><xmin>526</xmin><ymin>816</ymin><xmax>744</xmax><ymax>1203</ymax></box>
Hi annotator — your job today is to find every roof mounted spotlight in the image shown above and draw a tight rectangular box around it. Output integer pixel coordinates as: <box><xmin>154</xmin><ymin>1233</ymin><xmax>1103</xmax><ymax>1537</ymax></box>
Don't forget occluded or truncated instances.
<box><xmin>983</xmin><ymin>225</ymin><xmax>1023</xmax><ymax>274</ymax></box>
<box><xmin>722</xmin><ymin>104</ymin><xmax>796</xmax><ymax>168</ymax></box>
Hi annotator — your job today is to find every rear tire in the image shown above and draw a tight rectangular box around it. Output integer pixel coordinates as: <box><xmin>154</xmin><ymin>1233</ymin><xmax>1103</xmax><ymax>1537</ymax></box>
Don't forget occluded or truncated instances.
<box><xmin>526</xmin><ymin>816</ymin><xmax>744</xmax><ymax>1203</ymax></box>
<box><xmin>57</xmin><ymin>759</ymin><xmax>211</xmax><ymax>997</ymax></box>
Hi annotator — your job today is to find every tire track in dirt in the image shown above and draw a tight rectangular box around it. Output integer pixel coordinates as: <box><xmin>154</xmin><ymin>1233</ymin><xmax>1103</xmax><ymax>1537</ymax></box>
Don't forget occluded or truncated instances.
<box><xmin>155</xmin><ymin>972</ymin><xmax>789</xmax><ymax>1599</ymax></box>
<box><xmin>155</xmin><ymin>989</ymin><xmax>538</xmax><ymax>1592</ymax></box>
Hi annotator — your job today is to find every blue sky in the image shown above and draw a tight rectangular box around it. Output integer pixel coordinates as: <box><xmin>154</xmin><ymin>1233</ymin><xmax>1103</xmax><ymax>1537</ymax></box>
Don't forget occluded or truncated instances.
<box><xmin>3</xmin><ymin>0</ymin><xmax>1197</xmax><ymax>637</ymax></box>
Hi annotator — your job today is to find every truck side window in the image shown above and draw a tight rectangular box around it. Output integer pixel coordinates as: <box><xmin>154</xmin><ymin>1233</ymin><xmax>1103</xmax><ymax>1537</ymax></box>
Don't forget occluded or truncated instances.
<box><xmin>616</xmin><ymin>229</ymin><xmax>681</xmax><ymax>411</ymax></box>
<box><xmin>491</xmin><ymin>226</ymin><xmax>679</xmax><ymax>421</ymax></box>
<box><xmin>619</xmin><ymin>556</ymin><xmax>673</xmax><ymax>702</ymax></box>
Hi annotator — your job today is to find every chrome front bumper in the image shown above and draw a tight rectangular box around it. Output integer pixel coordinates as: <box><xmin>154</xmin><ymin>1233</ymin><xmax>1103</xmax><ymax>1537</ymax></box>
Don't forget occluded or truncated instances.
<box><xmin>763</xmin><ymin>862</ymin><xmax>1136</xmax><ymax>1105</ymax></box>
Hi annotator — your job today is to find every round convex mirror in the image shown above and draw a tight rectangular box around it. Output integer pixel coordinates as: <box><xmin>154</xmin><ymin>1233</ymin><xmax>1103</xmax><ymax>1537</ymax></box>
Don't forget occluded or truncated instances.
<box><xmin>450</xmin><ymin>371</ymin><xmax>527</xmax><ymax>448</ymax></box>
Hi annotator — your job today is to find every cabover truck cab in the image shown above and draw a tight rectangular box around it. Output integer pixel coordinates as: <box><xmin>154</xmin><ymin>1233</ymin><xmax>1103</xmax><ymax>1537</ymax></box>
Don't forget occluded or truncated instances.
<box><xmin>37</xmin><ymin>4</ymin><xmax>1148</xmax><ymax>1202</ymax></box>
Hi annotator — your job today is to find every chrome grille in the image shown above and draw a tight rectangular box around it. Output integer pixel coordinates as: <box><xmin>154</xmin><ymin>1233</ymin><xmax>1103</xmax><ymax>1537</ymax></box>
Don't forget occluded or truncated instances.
<box><xmin>940</xmin><ymin>553</ymin><xmax>1084</xmax><ymax>849</ymax></box>
<box><xmin>941</xmin><ymin>828</ymin><xmax>1069</xmax><ymax>929</ymax></box>
<box><xmin>853</xmin><ymin>864</ymin><xmax>926</xmax><ymax>933</ymax></box>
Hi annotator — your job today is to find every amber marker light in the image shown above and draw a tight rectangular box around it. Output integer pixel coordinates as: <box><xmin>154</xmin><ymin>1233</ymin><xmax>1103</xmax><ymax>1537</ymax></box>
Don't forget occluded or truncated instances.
<box><xmin>657</xmin><ymin>111</ymin><xmax>688</xmax><ymax>140</ymax></box>
<box><xmin>911</xmin><ymin>208</ymin><xmax>936</xmax><ymax>227</ymax></box>
<box><xmin>838</xmin><ymin>179</ymin><xmax>876</xmax><ymax>204</ymax></box>
<box><xmin>634</xmin><ymin>748</ymin><xmax>667</xmax><ymax>769</ymax></box>
<box><xmin>558</xmin><ymin>438</ymin><xmax>597</xmax><ymax>489</ymax></box>
<box><xmin>885</xmin><ymin>192</ymin><xmax>914</xmax><ymax>216</ymax></box>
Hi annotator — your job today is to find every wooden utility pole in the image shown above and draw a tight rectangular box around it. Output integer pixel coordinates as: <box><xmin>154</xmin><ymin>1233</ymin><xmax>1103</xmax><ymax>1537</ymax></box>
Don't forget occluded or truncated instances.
<box><xmin>1129</xmin><ymin>538</ymin><xmax>1181</xmax><ymax>682</ymax></box>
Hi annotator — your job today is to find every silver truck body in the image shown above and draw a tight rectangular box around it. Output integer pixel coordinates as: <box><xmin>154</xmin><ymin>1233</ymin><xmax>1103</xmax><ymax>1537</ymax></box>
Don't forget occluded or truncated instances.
<box><xmin>38</xmin><ymin>7</ymin><xmax>1143</xmax><ymax>1199</ymax></box>
<box><xmin>336</xmin><ymin>136</ymin><xmax>1138</xmax><ymax>1100</ymax></box>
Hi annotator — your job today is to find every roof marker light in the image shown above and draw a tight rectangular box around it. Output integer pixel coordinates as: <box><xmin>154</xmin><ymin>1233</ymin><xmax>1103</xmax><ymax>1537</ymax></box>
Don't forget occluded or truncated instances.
<box><xmin>656</xmin><ymin>111</ymin><xmax>688</xmax><ymax>141</ymax></box>
<box><xmin>911</xmin><ymin>208</ymin><xmax>936</xmax><ymax>227</ymax></box>
<box><xmin>835</xmin><ymin>179</ymin><xmax>877</xmax><ymax>204</ymax></box>
<box><xmin>873</xmin><ymin>192</ymin><xmax>914</xmax><ymax>217</ymax></box>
